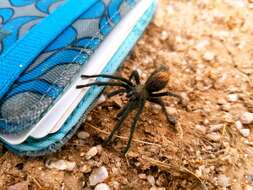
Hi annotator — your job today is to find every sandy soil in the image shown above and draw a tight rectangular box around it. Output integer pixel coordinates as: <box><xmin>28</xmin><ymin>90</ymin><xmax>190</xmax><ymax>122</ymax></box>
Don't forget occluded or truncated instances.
<box><xmin>1</xmin><ymin>0</ymin><xmax>253</xmax><ymax>189</ymax></box>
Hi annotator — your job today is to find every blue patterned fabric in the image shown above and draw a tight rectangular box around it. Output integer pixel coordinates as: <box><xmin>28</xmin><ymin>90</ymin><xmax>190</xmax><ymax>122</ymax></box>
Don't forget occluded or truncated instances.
<box><xmin>0</xmin><ymin>0</ymin><xmax>139</xmax><ymax>134</ymax></box>
<box><xmin>4</xmin><ymin>0</ymin><xmax>156</xmax><ymax>155</ymax></box>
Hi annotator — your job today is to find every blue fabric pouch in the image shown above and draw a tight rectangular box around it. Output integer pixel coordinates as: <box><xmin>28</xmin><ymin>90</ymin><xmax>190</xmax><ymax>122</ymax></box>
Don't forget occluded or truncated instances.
<box><xmin>0</xmin><ymin>0</ymin><xmax>156</xmax><ymax>156</ymax></box>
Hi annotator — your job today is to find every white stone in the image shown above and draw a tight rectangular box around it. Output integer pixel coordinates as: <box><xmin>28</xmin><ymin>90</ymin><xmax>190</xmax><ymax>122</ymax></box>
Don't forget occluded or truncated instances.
<box><xmin>45</xmin><ymin>160</ymin><xmax>76</xmax><ymax>171</ymax></box>
<box><xmin>111</xmin><ymin>181</ymin><xmax>120</xmax><ymax>189</ymax></box>
<box><xmin>195</xmin><ymin>40</ymin><xmax>209</xmax><ymax>51</ymax></box>
<box><xmin>207</xmin><ymin>132</ymin><xmax>221</xmax><ymax>142</ymax></box>
<box><xmin>147</xmin><ymin>175</ymin><xmax>155</xmax><ymax>186</ymax></box>
<box><xmin>7</xmin><ymin>181</ymin><xmax>28</xmax><ymax>190</ymax></box>
<box><xmin>160</xmin><ymin>31</ymin><xmax>169</xmax><ymax>41</ymax></box>
<box><xmin>87</xmin><ymin>116</ymin><xmax>92</xmax><ymax>121</ymax></box>
<box><xmin>77</xmin><ymin>131</ymin><xmax>90</xmax><ymax>139</ymax></box>
<box><xmin>96</xmin><ymin>94</ymin><xmax>106</xmax><ymax>105</ymax></box>
<box><xmin>195</xmin><ymin>125</ymin><xmax>207</xmax><ymax>134</ymax></box>
<box><xmin>240</xmin><ymin>112</ymin><xmax>253</xmax><ymax>124</ymax></box>
<box><xmin>80</xmin><ymin>164</ymin><xmax>92</xmax><ymax>173</ymax></box>
<box><xmin>235</xmin><ymin>121</ymin><xmax>243</xmax><ymax>130</ymax></box>
<box><xmin>138</xmin><ymin>173</ymin><xmax>147</xmax><ymax>179</ymax></box>
<box><xmin>227</xmin><ymin>94</ymin><xmax>238</xmax><ymax>102</ymax></box>
<box><xmin>245</xmin><ymin>185</ymin><xmax>253</xmax><ymax>190</ymax></box>
<box><xmin>203</xmin><ymin>51</ymin><xmax>215</xmax><ymax>61</ymax></box>
<box><xmin>240</xmin><ymin>128</ymin><xmax>250</xmax><ymax>138</ymax></box>
<box><xmin>244</xmin><ymin>140</ymin><xmax>253</xmax><ymax>146</ymax></box>
<box><xmin>224</xmin><ymin>0</ymin><xmax>245</xmax><ymax>8</ymax></box>
<box><xmin>94</xmin><ymin>183</ymin><xmax>110</xmax><ymax>190</ymax></box>
<box><xmin>249</xmin><ymin>4</ymin><xmax>253</xmax><ymax>9</ymax></box>
<box><xmin>150</xmin><ymin>187</ymin><xmax>166</xmax><ymax>190</ymax></box>
<box><xmin>209</xmin><ymin>124</ymin><xmax>223</xmax><ymax>132</ymax></box>
<box><xmin>96</xmin><ymin>145</ymin><xmax>103</xmax><ymax>154</ymax></box>
<box><xmin>89</xmin><ymin>166</ymin><xmax>109</xmax><ymax>186</ymax></box>
<box><xmin>166</xmin><ymin>5</ymin><xmax>175</xmax><ymax>15</ymax></box>
<box><xmin>166</xmin><ymin>106</ymin><xmax>177</xmax><ymax>115</ymax></box>
<box><xmin>217</xmin><ymin>174</ymin><xmax>230</xmax><ymax>187</ymax></box>
<box><xmin>86</xmin><ymin>146</ymin><xmax>98</xmax><ymax>160</ymax></box>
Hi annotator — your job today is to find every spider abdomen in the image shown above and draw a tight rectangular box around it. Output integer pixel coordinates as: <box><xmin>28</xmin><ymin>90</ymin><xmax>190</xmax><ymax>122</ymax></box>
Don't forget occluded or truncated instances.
<box><xmin>145</xmin><ymin>71</ymin><xmax>170</xmax><ymax>92</ymax></box>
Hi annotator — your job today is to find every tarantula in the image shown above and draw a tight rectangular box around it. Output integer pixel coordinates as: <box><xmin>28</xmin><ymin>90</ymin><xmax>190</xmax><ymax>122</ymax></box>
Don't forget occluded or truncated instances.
<box><xmin>76</xmin><ymin>67</ymin><xmax>182</xmax><ymax>154</ymax></box>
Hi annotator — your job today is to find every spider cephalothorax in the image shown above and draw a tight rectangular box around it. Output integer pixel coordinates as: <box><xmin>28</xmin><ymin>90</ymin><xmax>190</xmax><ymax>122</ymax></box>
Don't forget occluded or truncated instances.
<box><xmin>76</xmin><ymin>67</ymin><xmax>182</xmax><ymax>154</ymax></box>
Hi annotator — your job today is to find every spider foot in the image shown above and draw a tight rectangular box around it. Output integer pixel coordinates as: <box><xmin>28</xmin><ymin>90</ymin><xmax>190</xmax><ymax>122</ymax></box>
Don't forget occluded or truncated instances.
<box><xmin>168</xmin><ymin>116</ymin><xmax>176</xmax><ymax>125</ymax></box>
<box><xmin>171</xmin><ymin>125</ymin><xmax>178</xmax><ymax>133</ymax></box>
<box><xmin>122</xmin><ymin>146</ymin><xmax>131</xmax><ymax>155</ymax></box>
<box><xmin>179</xmin><ymin>98</ymin><xmax>188</xmax><ymax>110</ymax></box>
<box><xmin>103</xmin><ymin>136</ymin><xmax>113</xmax><ymax>146</ymax></box>
<box><xmin>167</xmin><ymin>117</ymin><xmax>178</xmax><ymax>132</ymax></box>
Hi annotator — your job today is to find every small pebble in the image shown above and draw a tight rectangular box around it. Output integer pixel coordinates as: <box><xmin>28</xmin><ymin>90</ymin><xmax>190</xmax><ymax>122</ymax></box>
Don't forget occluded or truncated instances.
<box><xmin>111</xmin><ymin>181</ymin><xmax>120</xmax><ymax>189</ymax></box>
<box><xmin>227</xmin><ymin>93</ymin><xmax>238</xmax><ymax>102</ymax></box>
<box><xmin>80</xmin><ymin>164</ymin><xmax>92</xmax><ymax>173</ymax></box>
<box><xmin>221</xmin><ymin>103</ymin><xmax>231</xmax><ymax>111</ymax></box>
<box><xmin>138</xmin><ymin>173</ymin><xmax>147</xmax><ymax>179</ymax></box>
<box><xmin>180</xmin><ymin>92</ymin><xmax>189</xmax><ymax>102</ymax></box>
<box><xmin>195</xmin><ymin>125</ymin><xmax>207</xmax><ymax>134</ymax></box>
<box><xmin>240</xmin><ymin>112</ymin><xmax>253</xmax><ymax>124</ymax></box>
<box><xmin>86</xmin><ymin>146</ymin><xmax>98</xmax><ymax>160</ymax></box>
<box><xmin>217</xmin><ymin>98</ymin><xmax>227</xmax><ymax>105</ymax></box>
<box><xmin>45</xmin><ymin>160</ymin><xmax>76</xmax><ymax>171</ymax></box>
<box><xmin>239</xmin><ymin>128</ymin><xmax>250</xmax><ymax>138</ymax></box>
<box><xmin>96</xmin><ymin>94</ymin><xmax>106</xmax><ymax>105</ymax></box>
<box><xmin>247</xmin><ymin>174</ymin><xmax>253</xmax><ymax>183</ymax></box>
<box><xmin>166</xmin><ymin>106</ymin><xmax>177</xmax><ymax>115</ymax></box>
<box><xmin>89</xmin><ymin>166</ymin><xmax>109</xmax><ymax>186</ymax></box>
<box><xmin>150</xmin><ymin>187</ymin><xmax>166</xmax><ymax>190</ymax></box>
<box><xmin>249</xmin><ymin>4</ymin><xmax>253</xmax><ymax>9</ymax></box>
<box><xmin>207</xmin><ymin>132</ymin><xmax>221</xmax><ymax>142</ymax></box>
<box><xmin>87</xmin><ymin>116</ymin><xmax>92</xmax><ymax>121</ymax></box>
<box><xmin>203</xmin><ymin>51</ymin><xmax>215</xmax><ymax>61</ymax></box>
<box><xmin>147</xmin><ymin>175</ymin><xmax>156</xmax><ymax>186</ymax></box>
<box><xmin>160</xmin><ymin>31</ymin><xmax>169</xmax><ymax>41</ymax></box>
<box><xmin>95</xmin><ymin>183</ymin><xmax>110</xmax><ymax>190</ymax></box>
<box><xmin>195</xmin><ymin>166</ymin><xmax>204</xmax><ymax>177</ymax></box>
<box><xmin>223</xmin><ymin>112</ymin><xmax>234</xmax><ymax>123</ymax></box>
<box><xmin>80</xmin><ymin>152</ymin><xmax>85</xmax><ymax>157</ymax></box>
<box><xmin>111</xmin><ymin>167</ymin><xmax>118</xmax><ymax>174</ymax></box>
<box><xmin>224</xmin><ymin>0</ymin><xmax>245</xmax><ymax>8</ymax></box>
<box><xmin>195</xmin><ymin>40</ymin><xmax>209</xmax><ymax>51</ymax></box>
<box><xmin>217</xmin><ymin>174</ymin><xmax>230</xmax><ymax>187</ymax></box>
<box><xmin>96</xmin><ymin>145</ymin><xmax>103</xmax><ymax>154</ymax></box>
<box><xmin>209</xmin><ymin>124</ymin><xmax>223</xmax><ymax>132</ymax></box>
<box><xmin>166</xmin><ymin>4</ymin><xmax>175</xmax><ymax>15</ymax></box>
<box><xmin>7</xmin><ymin>181</ymin><xmax>28</xmax><ymax>190</ymax></box>
<box><xmin>77</xmin><ymin>131</ymin><xmax>90</xmax><ymax>140</ymax></box>
<box><xmin>245</xmin><ymin>185</ymin><xmax>253</xmax><ymax>190</ymax></box>
<box><xmin>235</xmin><ymin>121</ymin><xmax>243</xmax><ymax>130</ymax></box>
<box><xmin>244</xmin><ymin>140</ymin><xmax>253</xmax><ymax>147</ymax></box>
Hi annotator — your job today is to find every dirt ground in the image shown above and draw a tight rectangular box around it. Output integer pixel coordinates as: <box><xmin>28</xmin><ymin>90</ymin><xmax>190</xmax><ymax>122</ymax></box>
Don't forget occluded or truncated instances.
<box><xmin>1</xmin><ymin>0</ymin><xmax>253</xmax><ymax>189</ymax></box>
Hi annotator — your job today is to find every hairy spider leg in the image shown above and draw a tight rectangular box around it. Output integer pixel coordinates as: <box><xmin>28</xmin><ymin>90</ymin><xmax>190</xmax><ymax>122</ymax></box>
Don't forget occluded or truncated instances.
<box><xmin>129</xmin><ymin>70</ymin><xmax>140</xmax><ymax>85</ymax></box>
<box><xmin>103</xmin><ymin>100</ymin><xmax>136</xmax><ymax>145</ymax></box>
<box><xmin>123</xmin><ymin>99</ymin><xmax>145</xmax><ymax>154</ymax></box>
<box><xmin>81</xmin><ymin>74</ymin><xmax>133</xmax><ymax>86</ymax></box>
<box><xmin>107</xmin><ymin>88</ymin><xmax>129</xmax><ymax>98</ymax></box>
<box><xmin>76</xmin><ymin>81</ymin><xmax>129</xmax><ymax>89</ymax></box>
<box><xmin>116</xmin><ymin>102</ymin><xmax>130</xmax><ymax>119</ymax></box>
<box><xmin>151</xmin><ymin>91</ymin><xmax>182</xmax><ymax>103</ymax></box>
<box><xmin>148</xmin><ymin>97</ymin><xmax>177</xmax><ymax>132</ymax></box>
<box><xmin>116</xmin><ymin>96</ymin><xmax>136</xmax><ymax>118</ymax></box>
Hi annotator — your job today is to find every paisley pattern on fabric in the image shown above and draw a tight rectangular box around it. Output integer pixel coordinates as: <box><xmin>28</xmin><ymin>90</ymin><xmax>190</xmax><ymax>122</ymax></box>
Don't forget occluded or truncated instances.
<box><xmin>0</xmin><ymin>0</ymin><xmax>138</xmax><ymax>134</ymax></box>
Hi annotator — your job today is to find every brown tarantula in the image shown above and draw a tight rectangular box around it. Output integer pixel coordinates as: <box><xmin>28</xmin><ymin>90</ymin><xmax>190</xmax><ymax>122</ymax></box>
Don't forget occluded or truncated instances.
<box><xmin>76</xmin><ymin>67</ymin><xmax>182</xmax><ymax>154</ymax></box>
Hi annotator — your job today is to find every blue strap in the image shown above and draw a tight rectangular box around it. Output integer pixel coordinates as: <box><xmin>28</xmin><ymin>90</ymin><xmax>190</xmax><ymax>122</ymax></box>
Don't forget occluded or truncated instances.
<box><xmin>0</xmin><ymin>0</ymin><xmax>97</xmax><ymax>100</ymax></box>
